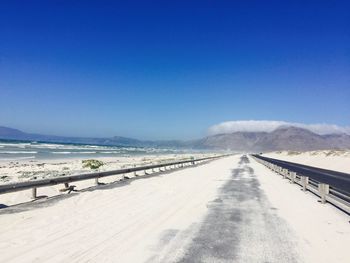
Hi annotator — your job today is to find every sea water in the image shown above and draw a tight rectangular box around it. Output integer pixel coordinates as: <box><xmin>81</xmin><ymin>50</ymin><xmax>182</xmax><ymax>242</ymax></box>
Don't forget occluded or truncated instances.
<box><xmin>0</xmin><ymin>139</ymin><xmax>187</xmax><ymax>161</ymax></box>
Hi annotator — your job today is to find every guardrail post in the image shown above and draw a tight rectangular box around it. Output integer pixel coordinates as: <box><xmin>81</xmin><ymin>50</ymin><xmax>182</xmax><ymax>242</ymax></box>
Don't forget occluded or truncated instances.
<box><xmin>280</xmin><ymin>167</ymin><xmax>283</xmax><ymax>175</ymax></box>
<box><xmin>134</xmin><ymin>164</ymin><xmax>137</xmax><ymax>176</ymax></box>
<box><xmin>0</xmin><ymin>155</ymin><xmax>226</xmax><ymax>199</ymax></box>
<box><xmin>301</xmin><ymin>176</ymin><xmax>309</xmax><ymax>191</ymax></box>
<box><xmin>290</xmin><ymin>172</ymin><xmax>296</xmax><ymax>184</ymax></box>
<box><xmin>32</xmin><ymin>188</ymin><xmax>37</xmax><ymax>199</ymax></box>
<box><xmin>282</xmin><ymin>169</ymin><xmax>288</xmax><ymax>179</ymax></box>
<box><xmin>318</xmin><ymin>183</ymin><xmax>329</xmax><ymax>204</ymax></box>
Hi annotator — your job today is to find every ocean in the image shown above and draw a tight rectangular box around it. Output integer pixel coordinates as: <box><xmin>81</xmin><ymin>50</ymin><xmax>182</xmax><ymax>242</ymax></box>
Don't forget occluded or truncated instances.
<box><xmin>0</xmin><ymin>139</ymin><xmax>188</xmax><ymax>161</ymax></box>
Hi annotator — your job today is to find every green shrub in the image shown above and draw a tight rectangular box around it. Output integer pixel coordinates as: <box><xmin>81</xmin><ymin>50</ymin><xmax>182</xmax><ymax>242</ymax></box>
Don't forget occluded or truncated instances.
<box><xmin>82</xmin><ymin>159</ymin><xmax>104</xmax><ymax>170</ymax></box>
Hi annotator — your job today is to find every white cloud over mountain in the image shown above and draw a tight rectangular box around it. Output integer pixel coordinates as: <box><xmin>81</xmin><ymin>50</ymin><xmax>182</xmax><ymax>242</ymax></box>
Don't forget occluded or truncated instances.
<box><xmin>208</xmin><ymin>120</ymin><xmax>350</xmax><ymax>136</ymax></box>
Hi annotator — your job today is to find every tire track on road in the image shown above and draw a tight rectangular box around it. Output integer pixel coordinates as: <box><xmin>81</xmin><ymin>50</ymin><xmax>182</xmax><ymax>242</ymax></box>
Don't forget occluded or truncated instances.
<box><xmin>175</xmin><ymin>155</ymin><xmax>301</xmax><ymax>263</ymax></box>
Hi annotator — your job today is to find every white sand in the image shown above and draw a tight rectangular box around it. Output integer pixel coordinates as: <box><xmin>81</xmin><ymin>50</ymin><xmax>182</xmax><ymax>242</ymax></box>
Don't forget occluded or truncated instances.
<box><xmin>0</xmin><ymin>155</ymin><xmax>348</xmax><ymax>262</ymax></box>
<box><xmin>0</xmin><ymin>153</ymin><xmax>212</xmax><ymax>183</ymax></box>
<box><xmin>263</xmin><ymin>150</ymin><xmax>350</xmax><ymax>173</ymax></box>
<box><xmin>250</xmin><ymin>156</ymin><xmax>350</xmax><ymax>263</ymax></box>
<box><xmin>0</xmin><ymin>153</ymin><xmax>212</xmax><ymax>206</ymax></box>
<box><xmin>0</xmin><ymin>156</ymin><xmax>237</xmax><ymax>262</ymax></box>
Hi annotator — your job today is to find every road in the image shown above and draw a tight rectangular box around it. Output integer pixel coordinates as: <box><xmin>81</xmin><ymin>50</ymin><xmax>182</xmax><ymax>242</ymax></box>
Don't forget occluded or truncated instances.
<box><xmin>253</xmin><ymin>154</ymin><xmax>350</xmax><ymax>194</ymax></box>
<box><xmin>0</xmin><ymin>155</ymin><xmax>348</xmax><ymax>263</ymax></box>
<box><xmin>173</xmin><ymin>155</ymin><xmax>300</xmax><ymax>263</ymax></box>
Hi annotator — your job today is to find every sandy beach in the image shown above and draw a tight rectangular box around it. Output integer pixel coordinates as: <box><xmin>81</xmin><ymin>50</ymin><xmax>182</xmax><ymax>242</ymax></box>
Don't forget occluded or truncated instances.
<box><xmin>0</xmin><ymin>153</ymin><xmax>213</xmax><ymax>206</ymax></box>
<box><xmin>0</xmin><ymin>155</ymin><xmax>348</xmax><ymax>262</ymax></box>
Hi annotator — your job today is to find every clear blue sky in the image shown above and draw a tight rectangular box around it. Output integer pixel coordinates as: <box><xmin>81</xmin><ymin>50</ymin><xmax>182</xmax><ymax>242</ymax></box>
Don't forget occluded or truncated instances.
<box><xmin>0</xmin><ymin>0</ymin><xmax>349</xmax><ymax>140</ymax></box>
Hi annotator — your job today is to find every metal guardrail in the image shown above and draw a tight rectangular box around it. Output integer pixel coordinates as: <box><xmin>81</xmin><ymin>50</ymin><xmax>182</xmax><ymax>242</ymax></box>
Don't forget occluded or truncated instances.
<box><xmin>251</xmin><ymin>154</ymin><xmax>350</xmax><ymax>214</ymax></box>
<box><xmin>0</xmin><ymin>154</ymin><xmax>230</xmax><ymax>200</ymax></box>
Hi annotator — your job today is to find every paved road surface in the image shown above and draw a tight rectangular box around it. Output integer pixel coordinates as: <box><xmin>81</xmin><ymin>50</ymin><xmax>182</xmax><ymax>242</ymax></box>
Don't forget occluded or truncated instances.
<box><xmin>155</xmin><ymin>156</ymin><xmax>300</xmax><ymax>262</ymax></box>
<box><xmin>253</xmin><ymin>154</ymin><xmax>350</xmax><ymax>194</ymax></box>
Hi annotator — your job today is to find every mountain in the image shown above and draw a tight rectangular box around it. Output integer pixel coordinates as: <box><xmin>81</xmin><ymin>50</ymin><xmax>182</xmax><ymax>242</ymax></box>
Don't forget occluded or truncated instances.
<box><xmin>0</xmin><ymin>126</ymin><xmax>145</xmax><ymax>147</ymax></box>
<box><xmin>0</xmin><ymin>126</ymin><xmax>195</xmax><ymax>148</ymax></box>
<box><xmin>0</xmin><ymin>126</ymin><xmax>27</xmax><ymax>138</ymax></box>
<box><xmin>198</xmin><ymin>126</ymin><xmax>350</xmax><ymax>151</ymax></box>
<box><xmin>1</xmin><ymin>125</ymin><xmax>350</xmax><ymax>151</ymax></box>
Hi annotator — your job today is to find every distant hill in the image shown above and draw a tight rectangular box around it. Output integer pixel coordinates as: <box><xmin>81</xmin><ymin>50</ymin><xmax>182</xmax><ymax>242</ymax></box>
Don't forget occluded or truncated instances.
<box><xmin>1</xmin><ymin>125</ymin><xmax>350</xmax><ymax>151</ymax></box>
<box><xmin>0</xmin><ymin>126</ymin><xmax>27</xmax><ymax>138</ymax></box>
<box><xmin>0</xmin><ymin>126</ymin><xmax>195</xmax><ymax>148</ymax></box>
<box><xmin>197</xmin><ymin>126</ymin><xmax>350</xmax><ymax>151</ymax></box>
<box><xmin>0</xmin><ymin>126</ymin><xmax>145</xmax><ymax>147</ymax></box>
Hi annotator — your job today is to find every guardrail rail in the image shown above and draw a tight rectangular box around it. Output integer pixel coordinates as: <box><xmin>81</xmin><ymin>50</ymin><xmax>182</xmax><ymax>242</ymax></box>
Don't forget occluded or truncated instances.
<box><xmin>251</xmin><ymin>154</ymin><xmax>350</xmax><ymax>214</ymax></box>
<box><xmin>0</xmin><ymin>154</ymin><xmax>230</xmax><ymax>201</ymax></box>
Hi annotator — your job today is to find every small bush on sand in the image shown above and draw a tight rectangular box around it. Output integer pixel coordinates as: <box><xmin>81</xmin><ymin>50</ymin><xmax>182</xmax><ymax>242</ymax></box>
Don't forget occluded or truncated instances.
<box><xmin>82</xmin><ymin>159</ymin><xmax>104</xmax><ymax>170</ymax></box>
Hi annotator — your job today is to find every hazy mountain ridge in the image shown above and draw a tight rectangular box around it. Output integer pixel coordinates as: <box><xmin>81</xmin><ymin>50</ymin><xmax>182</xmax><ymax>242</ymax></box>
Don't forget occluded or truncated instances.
<box><xmin>0</xmin><ymin>126</ymin><xmax>141</xmax><ymax>147</ymax></box>
<box><xmin>1</xmin><ymin>126</ymin><xmax>350</xmax><ymax>151</ymax></box>
<box><xmin>199</xmin><ymin>126</ymin><xmax>350</xmax><ymax>151</ymax></box>
<box><xmin>0</xmin><ymin>126</ymin><xmax>195</xmax><ymax>148</ymax></box>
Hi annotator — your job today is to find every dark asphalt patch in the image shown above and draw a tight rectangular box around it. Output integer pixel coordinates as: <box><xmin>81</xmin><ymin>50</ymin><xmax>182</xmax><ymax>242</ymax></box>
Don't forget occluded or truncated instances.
<box><xmin>177</xmin><ymin>155</ymin><xmax>301</xmax><ymax>263</ymax></box>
